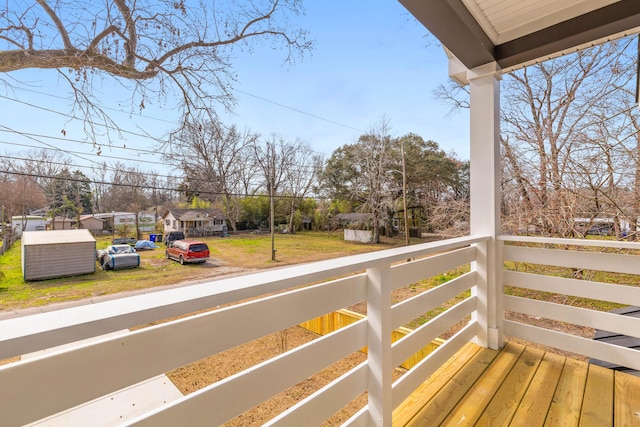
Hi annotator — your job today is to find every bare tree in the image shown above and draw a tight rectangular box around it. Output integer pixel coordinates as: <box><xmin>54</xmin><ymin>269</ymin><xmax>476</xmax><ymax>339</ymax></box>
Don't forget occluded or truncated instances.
<box><xmin>90</xmin><ymin>162</ymin><xmax>110</xmax><ymax>213</ymax></box>
<box><xmin>168</xmin><ymin>119</ymin><xmax>259</xmax><ymax>232</ymax></box>
<box><xmin>281</xmin><ymin>140</ymin><xmax>322</xmax><ymax>234</ymax></box>
<box><xmin>351</xmin><ymin>118</ymin><xmax>396</xmax><ymax>243</ymax></box>
<box><xmin>0</xmin><ymin>173</ymin><xmax>45</xmax><ymax>219</ymax></box>
<box><xmin>1</xmin><ymin>1</ymin><xmax>313</xmax><ymax>141</ymax></box>
<box><xmin>253</xmin><ymin>134</ymin><xmax>302</xmax><ymax>258</ymax></box>
<box><xmin>437</xmin><ymin>37</ymin><xmax>639</xmax><ymax>237</ymax></box>
<box><xmin>18</xmin><ymin>149</ymin><xmax>73</xmax><ymax>193</ymax></box>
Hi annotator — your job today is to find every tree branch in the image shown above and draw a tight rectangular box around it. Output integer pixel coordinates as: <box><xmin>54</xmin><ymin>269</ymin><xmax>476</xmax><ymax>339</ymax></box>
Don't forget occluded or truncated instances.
<box><xmin>113</xmin><ymin>0</ymin><xmax>137</xmax><ymax>67</ymax></box>
<box><xmin>35</xmin><ymin>0</ymin><xmax>72</xmax><ymax>50</ymax></box>
<box><xmin>0</xmin><ymin>48</ymin><xmax>157</xmax><ymax>79</ymax></box>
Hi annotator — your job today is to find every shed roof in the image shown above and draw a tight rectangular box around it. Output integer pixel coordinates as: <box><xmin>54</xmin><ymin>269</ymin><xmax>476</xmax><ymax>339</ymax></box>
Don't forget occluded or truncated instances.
<box><xmin>79</xmin><ymin>215</ymin><xmax>105</xmax><ymax>222</ymax></box>
<box><xmin>22</xmin><ymin>229</ymin><xmax>96</xmax><ymax>245</ymax></box>
<box><xmin>11</xmin><ymin>216</ymin><xmax>45</xmax><ymax>221</ymax></box>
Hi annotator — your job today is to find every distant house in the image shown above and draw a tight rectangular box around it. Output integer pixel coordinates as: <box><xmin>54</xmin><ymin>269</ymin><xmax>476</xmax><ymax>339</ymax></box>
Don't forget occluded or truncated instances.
<box><xmin>330</xmin><ymin>213</ymin><xmax>373</xmax><ymax>230</ymax></box>
<box><xmin>29</xmin><ymin>207</ymin><xmax>49</xmax><ymax>217</ymax></box>
<box><xmin>47</xmin><ymin>217</ymin><xmax>75</xmax><ymax>230</ymax></box>
<box><xmin>162</xmin><ymin>208</ymin><xmax>227</xmax><ymax>237</ymax></box>
<box><xmin>91</xmin><ymin>212</ymin><xmax>156</xmax><ymax>234</ymax></box>
<box><xmin>11</xmin><ymin>215</ymin><xmax>46</xmax><ymax>236</ymax></box>
<box><xmin>79</xmin><ymin>215</ymin><xmax>104</xmax><ymax>233</ymax></box>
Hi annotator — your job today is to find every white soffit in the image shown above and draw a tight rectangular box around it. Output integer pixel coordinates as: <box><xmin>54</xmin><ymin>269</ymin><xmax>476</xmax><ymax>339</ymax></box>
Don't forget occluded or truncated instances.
<box><xmin>463</xmin><ymin>0</ymin><xmax>621</xmax><ymax>44</ymax></box>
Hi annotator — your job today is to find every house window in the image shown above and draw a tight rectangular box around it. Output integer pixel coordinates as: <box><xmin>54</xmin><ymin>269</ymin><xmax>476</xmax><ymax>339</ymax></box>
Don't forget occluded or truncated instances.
<box><xmin>165</xmin><ymin>219</ymin><xmax>170</xmax><ymax>226</ymax></box>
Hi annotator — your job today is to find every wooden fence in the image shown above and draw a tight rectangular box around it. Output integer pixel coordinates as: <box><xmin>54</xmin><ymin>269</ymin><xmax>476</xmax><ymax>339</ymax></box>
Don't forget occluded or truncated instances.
<box><xmin>0</xmin><ymin>234</ymin><xmax>16</xmax><ymax>256</ymax></box>
<box><xmin>299</xmin><ymin>309</ymin><xmax>444</xmax><ymax>370</ymax></box>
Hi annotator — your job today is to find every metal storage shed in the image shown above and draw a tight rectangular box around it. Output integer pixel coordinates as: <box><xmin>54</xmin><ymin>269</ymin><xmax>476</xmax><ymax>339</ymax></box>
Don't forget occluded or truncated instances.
<box><xmin>21</xmin><ymin>229</ymin><xmax>96</xmax><ymax>281</ymax></box>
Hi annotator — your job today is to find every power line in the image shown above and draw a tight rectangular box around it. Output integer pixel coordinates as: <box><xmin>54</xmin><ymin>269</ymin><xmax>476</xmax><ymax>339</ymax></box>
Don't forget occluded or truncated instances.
<box><xmin>235</xmin><ymin>89</ymin><xmax>366</xmax><ymax>134</ymax></box>
<box><xmin>0</xmin><ymin>129</ymin><xmax>163</xmax><ymax>157</ymax></box>
<box><xmin>9</xmin><ymin>86</ymin><xmax>179</xmax><ymax>125</ymax></box>
<box><xmin>0</xmin><ymin>140</ymin><xmax>168</xmax><ymax>168</ymax></box>
<box><xmin>0</xmin><ymin>140</ymin><xmax>319</xmax><ymax>179</ymax></box>
<box><xmin>0</xmin><ymin>123</ymin><xmax>102</xmax><ymax>167</ymax></box>
<box><xmin>1</xmin><ymin>169</ymin><xmax>326</xmax><ymax>200</ymax></box>
<box><xmin>5</xmin><ymin>85</ymin><xmax>359</xmax><ymax>158</ymax></box>
<box><xmin>11</xmin><ymin>84</ymin><xmax>365</xmax><ymax>138</ymax></box>
<box><xmin>0</xmin><ymin>153</ymin><xmax>180</xmax><ymax>182</ymax></box>
<box><xmin>0</xmin><ymin>93</ymin><xmax>168</xmax><ymax>144</ymax></box>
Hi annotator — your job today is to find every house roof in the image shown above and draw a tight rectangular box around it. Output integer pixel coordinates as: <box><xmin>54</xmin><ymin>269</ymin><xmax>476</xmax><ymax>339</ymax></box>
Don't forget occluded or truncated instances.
<box><xmin>399</xmin><ymin>0</ymin><xmax>640</xmax><ymax>71</ymax></box>
<box><xmin>11</xmin><ymin>216</ymin><xmax>45</xmax><ymax>221</ymax></box>
<box><xmin>163</xmin><ymin>208</ymin><xmax>225</xmax><ymax>220</ymax></box>
<box><xmin>47</xmin><ymin>216</ymin><xmax>75</xmax><ymax>222</ymax></box>
<box><xmin>79</xmin><ymin>215</ymin><xmax>104</xmax><ymax>222</ymax></box>
<box><xmin>331</xmin><ymin>213</ymin><xmax>373</xmax><ymax>222</ymax></box>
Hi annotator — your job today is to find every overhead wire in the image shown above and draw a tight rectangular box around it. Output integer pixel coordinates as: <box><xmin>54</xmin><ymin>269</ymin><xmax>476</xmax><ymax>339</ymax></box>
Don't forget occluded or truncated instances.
<box><xmin>0</xmin><ymin>93</ymin><xmax>169</xmax><ymax>145</ymax></box>
<box><xmin>0</xmin><ymin>140</ymin><xmax>169</xmax><ymax>168</ymax></box>
<box><xmin>5</xmin><ymin>84</ymin><xmax>359</xmax><ymax>158</ymax></box>
<box><xmin>0</xmin><ymin>129</ymin><xmax>163</xmax><ymax>157</ymax></box>
<box><xmin>0</xmin><ymin>81</ymin><xmax>371</xmax><ymax>196</ymax></box>
<box><xmin>1</xmin><ymin>169</ymin><xmax>328</xmax><ymax>201</ymax></box>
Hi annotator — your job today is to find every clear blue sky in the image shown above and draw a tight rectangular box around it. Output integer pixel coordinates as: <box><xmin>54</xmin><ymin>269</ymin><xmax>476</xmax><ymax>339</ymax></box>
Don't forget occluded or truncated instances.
<box><xmin>0</xmin><ymin>1</ymin><xmax>470</xmax><ymax>175</ymax></box>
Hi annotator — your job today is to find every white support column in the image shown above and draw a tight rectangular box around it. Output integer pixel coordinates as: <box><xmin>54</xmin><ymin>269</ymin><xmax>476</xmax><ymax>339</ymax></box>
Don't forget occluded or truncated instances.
<box><xmin>468</xmin><ymin>62</ymin><xmax>504</xmax><ymax>350</ymax></box>
<box><xmin>366</xmin><ymin>265</ymin><xmax>392</xmax><ymax>426</ymax></box>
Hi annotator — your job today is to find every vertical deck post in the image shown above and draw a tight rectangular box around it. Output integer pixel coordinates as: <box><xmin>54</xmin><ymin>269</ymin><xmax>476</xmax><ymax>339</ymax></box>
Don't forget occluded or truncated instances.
<box><xmin>366</xmin><ymin>264</ymin><xmax>392</xmax><ymax>426</ymax></box>
<box><xmin>468</xmin><ymin>62</ymin><xmax>504</xmax><ymax>350</ymax></box>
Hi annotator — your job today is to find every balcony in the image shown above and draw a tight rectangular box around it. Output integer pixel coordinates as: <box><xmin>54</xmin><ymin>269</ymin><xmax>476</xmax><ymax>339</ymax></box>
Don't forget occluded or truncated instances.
<box><xmin>2</xmin><ymin>234</ymin><xmax>640</xmax><ymax>426</ymax></box>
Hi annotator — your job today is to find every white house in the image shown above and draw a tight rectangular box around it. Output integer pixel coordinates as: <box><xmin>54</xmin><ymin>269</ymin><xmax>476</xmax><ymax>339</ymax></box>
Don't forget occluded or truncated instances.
<box><xmin>11</xmin><ymin>215</ymin><xmax>46</xmax><ymax>236</ymax></box>
<box><xmin>162</xmin><ymin>208</ymin><xmax>226</xmax><ymax>236</ymax></box>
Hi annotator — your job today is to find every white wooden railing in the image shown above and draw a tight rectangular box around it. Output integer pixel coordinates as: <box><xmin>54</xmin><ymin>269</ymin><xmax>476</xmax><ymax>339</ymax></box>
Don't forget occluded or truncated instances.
<box><xmin>500</xmin><ymin>235</ymin><xmax>640</xmax><ymax>372</ymax></box>
<box><xmin>0</xmin><ymin>235</ymin><xmax>488</xmax><ymax>427</ymax></box>
<box><xmin>4</xmin><ymin>234</ymin><xmax>640</xmax><ymax>426</ymax></box>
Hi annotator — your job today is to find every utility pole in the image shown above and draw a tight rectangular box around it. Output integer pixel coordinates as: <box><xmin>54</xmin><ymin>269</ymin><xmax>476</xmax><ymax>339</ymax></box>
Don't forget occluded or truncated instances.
<box><xmin>270</xmin><ymin>179</ymin><xmax>276</xmax><ymax>261</ymax></box>
<box><xmin>269</xmin><ymin>145</ymin><xmax>276</xmax><ymax>261</ymax></box>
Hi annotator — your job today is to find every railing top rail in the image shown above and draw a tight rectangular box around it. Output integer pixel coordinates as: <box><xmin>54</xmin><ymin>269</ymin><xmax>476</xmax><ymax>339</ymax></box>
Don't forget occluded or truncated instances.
<box><xmin>0</xmin><ymin>234</ymin><xmax>488</xmax><ymax>359</ymax></box>
<box><xmin>498</xmin><ymin>235</ymin><xmax>640</xmax><ymax>250</ymax></box>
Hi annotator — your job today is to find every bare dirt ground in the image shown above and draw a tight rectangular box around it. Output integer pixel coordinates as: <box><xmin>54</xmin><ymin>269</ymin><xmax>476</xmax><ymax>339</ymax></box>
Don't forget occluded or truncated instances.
<box><xmin>168</xmin><ymin>327</ymin><xmax>372</xmax><ymax>426</ymax></box>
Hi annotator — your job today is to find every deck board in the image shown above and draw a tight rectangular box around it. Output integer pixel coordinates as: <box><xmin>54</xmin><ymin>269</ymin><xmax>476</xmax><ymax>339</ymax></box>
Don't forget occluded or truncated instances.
<box><xmin>544</xmin><ymin>357</ymin><xmax>588</xmax><ymax>427</ymax></box>
<box><xmin>394</xmin><ymin>341</ymin><xmax>640</xmax><ymax>426</ymax></box>
<box><xmin>400</xmin><ymin>345</ymin><xmax>499</xmax><ymax>426</ymax></box>
<box><xmin>510</xmin><ymin>351</ymin><xmax>565</xmax><ymax>426</ymax></box>
<box><xmin>393</xmin><ymin>343</ymin><xmax>483</xmax><ymax>426</ymax></box>
<box><xmin>579</xmin><ymin>364</ymin><xmax>613</xmax><ymax>426</ymax></box>
<box><xmin>476</xmin><ymin>346</ymin><xmax>545</xmax><ymax>425</ymax></box>
<box><xmin>614</xmin><ymin>370</ymin><xmax>640</xmax><ymax>427</ymax></box>
<box><xmin>442</xmin><ymin>342</ymin><xmax>524</xmax><ymax>425</ymax></box>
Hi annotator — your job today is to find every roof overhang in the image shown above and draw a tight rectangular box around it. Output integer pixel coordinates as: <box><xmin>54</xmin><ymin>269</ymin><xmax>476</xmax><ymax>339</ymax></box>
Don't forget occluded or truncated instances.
<box><xmin>399</xmin><ymin>0</ymin><xmax>640</xmax><ymax>73</ymax></box>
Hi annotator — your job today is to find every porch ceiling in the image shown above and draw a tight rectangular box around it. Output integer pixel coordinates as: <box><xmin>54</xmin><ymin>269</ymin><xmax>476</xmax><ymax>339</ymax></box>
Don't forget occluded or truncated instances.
<box><xmin>398</xmin><ymin>0</ymin><xmax>640</xmax><ymax>71</ymax></box>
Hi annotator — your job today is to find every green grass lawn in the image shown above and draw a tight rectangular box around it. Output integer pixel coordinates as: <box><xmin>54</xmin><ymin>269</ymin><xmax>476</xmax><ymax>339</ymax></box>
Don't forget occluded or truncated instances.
<box><xmin>0</xmin><ymin>231</ymin><xmax>407</xmax><ymax>311</ymax></box>
<box><xmin>3</xmin><ymin>232</ymin><xmax>635</xmax><ymax>314</ymax></box>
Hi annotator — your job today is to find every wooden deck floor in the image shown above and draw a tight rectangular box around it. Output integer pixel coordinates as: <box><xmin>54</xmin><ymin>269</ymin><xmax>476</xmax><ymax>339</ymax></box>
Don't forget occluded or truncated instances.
<box><xmin>393</xmin><ymin>341</ymin><xmax>640</xmax><ymax>426</ymax></box>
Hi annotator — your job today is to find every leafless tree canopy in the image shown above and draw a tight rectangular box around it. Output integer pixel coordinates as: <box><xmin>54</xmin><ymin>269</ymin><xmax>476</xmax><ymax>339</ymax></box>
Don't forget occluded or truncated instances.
<box><xmin>500</xmin><ymin>39</ymin><xmax>639</xmax><ymax>237</ymax></box>
<box><xmin>436</xmin><ymin>36</ymin><xmax>640</xmax><ymax>238</ymax></box>
<box><xmin>168</xmin><ymin>119</ymin><xmax>260</xmax><ymax>232</ymax></box>
<box><xmin>0</xmin><ymin>0</ymin><xmax>312</xmax><ymax>137</ymax></box>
